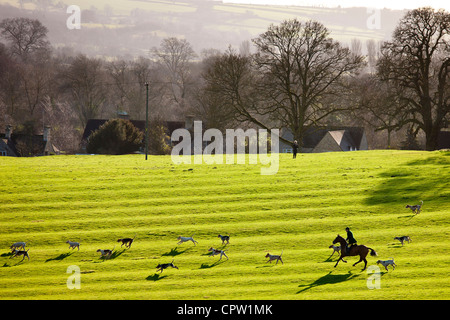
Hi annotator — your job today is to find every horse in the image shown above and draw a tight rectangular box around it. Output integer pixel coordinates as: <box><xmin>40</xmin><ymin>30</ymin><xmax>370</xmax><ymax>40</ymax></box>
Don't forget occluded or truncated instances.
<box><xmin>332</xmin><ymin>235</ymin><xmax>377</xmax><ymax>271</ymax></box>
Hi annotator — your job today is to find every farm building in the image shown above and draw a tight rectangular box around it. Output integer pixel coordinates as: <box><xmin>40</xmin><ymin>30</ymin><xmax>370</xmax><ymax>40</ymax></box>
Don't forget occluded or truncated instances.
<box><xmin>0</xmin><ymin>125</ymin><xmax>59</xmax><ymax>157</ymax></box>
<box><xmin>279</xmin><ymin>126</ymin><xmax>368</xmax><ymax>153</ymax></box>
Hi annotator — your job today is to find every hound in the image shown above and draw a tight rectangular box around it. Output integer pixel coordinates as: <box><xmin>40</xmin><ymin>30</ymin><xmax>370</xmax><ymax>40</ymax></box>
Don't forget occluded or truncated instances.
<box><xmin>328</xmin><ymin>244</ymin><xmax>341</xmax><ymax>256</ymax></box>
<box><xmin>218</xmin><ymin>234</ymin><xmax>230</xmax><ymax>245</ymax></box>
<box><xmin>208</xmin><ymin>247</ymin><xmax>229</xmax><ymax>260</ymax></box>
<box><xmin>156</xmin><ymin>260</ymin><xmax>178</xmax><ymax>273</ymax></box>
<box><xmin>97</xmin><ymin>246</ymin><xmax>115</xmax><ymax>259</ymax></box>
<box><xmin>11</xmin><ymin>249</ymin><xmax>30</xmax><ymax>262</ymax></box>
<box><xmin>117</xmin><ymin>235</ymin><xmax>136</xmax><ymax>248</ymax></box>
<box><xmin>406</xmin><ymin>200</ymin><xmax>423</xmax><ymax>214</ymax></box>
<box><xmin>265</xmin><ymin>250</ymin><xmax>283</xmax><ymax>265</ymax></box>
<box><xmin>394</xmin><ymin>236</ymin><xmax>412</xmax><ymax>246</ymax></box>
<box><xmin>177</xmin><ymin>235</ymin><xmax>198</xmax><ymax>246</ymax></box>
<box><xmin>10</xmin><ymin>242</ymin><xmax>26</xmax><ymax>252</ymax></box>
<box><xmin>66</xmin><ymin>240</ymin><xmax>80</xmax><ymax>251</ymax></box>
<box><xmin>376</xmin><ymin>258</ymin><xmax>396</xmax><ymax>271</ymax></box>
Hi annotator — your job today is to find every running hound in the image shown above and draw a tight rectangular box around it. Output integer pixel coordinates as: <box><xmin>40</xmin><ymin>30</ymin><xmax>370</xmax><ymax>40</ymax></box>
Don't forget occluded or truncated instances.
<box><xmin>208</xmin><ymin>247</ymin><xmax>229</xmax><ymax>260</ymax></box>
<box><xmin>97</xmin><ymin>246</ymin><xmax>115</xmax><ymax>259</ymax></box>
<box><xmin>156</xmin><ymin>260</ymin><xmax>178</xmax><ymax>273</ymax></box>
<box><xmin>10</xmin><ymin>242</ymin><xmax>26</xmax><ymax>252</ymax></box>
<box><xmin>66</xmin><ymin>240</ymin><xmax>80</xmax><ymax>251</ymax></box>
<box><xmin>265</xmin><ymin>250</ymin><xmax>283</xmax><ymax>264</ymax></box>
<box><xmin>117</xmin><ymin>235</ymin><xmax>136</xmax><ymax>248</ymax></box>
<box><xmin>406</xmin><ymin>200</ymin><xmax>423</xmax><ymax>214</ymax></box>
<box><xmin>177</xmin><ymin>235</ymin><xmax>198</xmax><ymax>246</ymax></box>
<box><xmin>376</xmin><ymin>258</ymin><xmax>396</xmax><ymax>271</ymax></box>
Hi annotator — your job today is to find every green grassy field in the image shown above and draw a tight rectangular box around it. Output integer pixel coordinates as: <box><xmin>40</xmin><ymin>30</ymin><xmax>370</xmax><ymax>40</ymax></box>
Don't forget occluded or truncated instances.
<box><xmin>0</xmin><ymin>150</ymin><xmax>449</xmax><ymax>300</ymax></box>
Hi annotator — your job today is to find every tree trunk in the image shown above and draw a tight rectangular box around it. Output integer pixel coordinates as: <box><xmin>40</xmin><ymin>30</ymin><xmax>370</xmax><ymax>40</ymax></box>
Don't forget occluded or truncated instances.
<box><xmin>425</xmin><ymin>127</ymin><xmax>439</xmax><ymax>151</ymax></box>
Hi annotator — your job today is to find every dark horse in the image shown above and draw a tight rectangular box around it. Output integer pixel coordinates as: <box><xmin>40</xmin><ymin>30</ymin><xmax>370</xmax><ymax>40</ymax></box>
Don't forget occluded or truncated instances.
<box><xmin>332</xmin><ymin>235</ymin><xmax>377</xmax><ymax>271</ymax></box>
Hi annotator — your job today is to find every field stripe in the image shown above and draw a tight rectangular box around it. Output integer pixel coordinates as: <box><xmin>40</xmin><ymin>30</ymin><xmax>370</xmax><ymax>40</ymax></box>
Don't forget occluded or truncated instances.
<box><xmin>1</xmin><ymin>151</ymin><xmax>449</xmax><ymax>299</ymax></box>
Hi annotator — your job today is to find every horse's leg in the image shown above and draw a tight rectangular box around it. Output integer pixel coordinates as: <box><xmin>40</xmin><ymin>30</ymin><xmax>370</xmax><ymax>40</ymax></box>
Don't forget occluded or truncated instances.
<box><xmin>354</xmin><ymin>257</ymin><xmax>368</xmax><ymax>270</ymax></box>
<box><xmin>353</xmin><ymin>250</ymin><xmax>369</xmax><ymax>270</ymax></box>
<box><xmin>334</xmin><ymin>255</ymin><xmax>343</xmax><ymax>268</ymax></box>
<box><xmin>362</xmin><ymin>258</ymin><xmax>367</xmax><ymax>271</ymax></box>
<box><xmin>352</xmin><ymin>257</ymin><xmax>363</xmax><ymax>267</ymax></box>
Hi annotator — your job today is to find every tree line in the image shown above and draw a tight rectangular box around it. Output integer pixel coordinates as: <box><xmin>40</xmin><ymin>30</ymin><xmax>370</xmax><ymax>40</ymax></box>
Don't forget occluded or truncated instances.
<box><xmin>0</xmin><ymin>7</ymin><xmax>448</xmax><ymax>153</ymax></box>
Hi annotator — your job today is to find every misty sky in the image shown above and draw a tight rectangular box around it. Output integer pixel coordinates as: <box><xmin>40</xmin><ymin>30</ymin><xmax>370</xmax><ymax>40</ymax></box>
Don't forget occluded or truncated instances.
<box><xmin>223</xmin><ymin>0</ymin><xmax>450</xmax><ymax>10</ymax></box>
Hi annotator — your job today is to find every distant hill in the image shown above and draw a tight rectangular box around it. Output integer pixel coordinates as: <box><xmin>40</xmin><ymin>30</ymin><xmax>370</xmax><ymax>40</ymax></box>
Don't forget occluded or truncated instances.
<box><xmin>0</xmin><ymin>0</ymin><xmax>407</xmax><ymax>58</ymax></box>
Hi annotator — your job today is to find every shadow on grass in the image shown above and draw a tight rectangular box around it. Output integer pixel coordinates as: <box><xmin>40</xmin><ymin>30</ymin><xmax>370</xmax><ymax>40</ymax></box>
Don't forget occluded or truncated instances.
<box><xmin>109</xmin><ymin>249</ymin><xmax>125</xmax><ymax>260</ymax></box>
<box><xmin>94</xmin><ymin>249</ymin><xmax>125</xmax><ymax>262</ymax></box>
<box><xmin>387</xmin><ymin>241</ymin><xmax>411</xmax><ymax>248</ymax></box>
<box><xmin>322</xmin><ymin>253</ymin><xmax>341</xmax><ymax>263</ymax></box>
<box><xmin>387</xmin><ymin>243</ymin><xmax>404</xmax><ymax>248</ymax></box>
<box><xmin>146</xmin><ymin>273</ymin><xmax>167</xmax><ymax>281</ymax></box>
<box><xmin>199</xmin><ymin>259</ymin><xmax>226</xmax><ymax>269</ymax></box>
<box><xmin>2</xmin><ymin>257</ymin><xmax>29</xmax><ymax>267</ymax></box>
<box><xmin>45</xmin><ymin>252</ymin><xmax>74</xmax><ymax>262</ymax></box>
<box><xmin>0</xmin><ymin>252</ymin><xmax>13</xmax><ymax>258</ymax></box>
<box><xmin>397</xmin><ymin>214</ymin><xmax>417</xmax><ymax>221</ymax></box>
<box><xmin>162</xmin><ymin>247</ymin><xmax>191</xmax><ymax>257</ymax></box>
<box><xmin>365</xmin><ymin>153</ymin><xmax>450</xmax><ymax>207</ymax></box>
<box><xmin>297</xmin><ymin>271</ymin><xmax>361</xmax><ymax>294</ymax></box>
<box><xmin>255</xmin><ymin>265</ymin><xmax>276</xmax><ymax>268</ymax></box>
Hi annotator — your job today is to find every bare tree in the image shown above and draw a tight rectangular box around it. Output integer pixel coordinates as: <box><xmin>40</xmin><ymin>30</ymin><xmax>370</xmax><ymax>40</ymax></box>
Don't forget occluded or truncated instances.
<box><xmin>41</xmin><ymin>96</ymin><xmax>80</xmax><ymax>153</ymax></box>
<box><xmin>239</xmin><ymin>40</ymin><xmax>251</xmax><ymax>56</ymax></box>
<box><xmin>151</xmin><ymin>37</ymin><xmax>197</xmax><ymax>114</ymax></box>
<box><xmin>20</xmin><ymin>56</ymin><xmax>53</xmax><ymax>117</ymax></box>
<box><xmin>130</xmin><ymin>57</ymin><xmax>167</xmax><ymax>120</ymax></box>
<box><xmin>0</xmin><ymin>17</ymin><xmax>49</xmax><ymax>59</ymax></box>
<box><xmin>0</xmin><ymin>43</ymin><xmax>22</xmax><ymax>119</ymax></box>
<box><xmin>202</xmin><ymin>47</ymin><xmax>262</xmax><ymax>125</ymax></box>
<box><xmin>203</xmin><ymin>21</ymin><xmax>366</xmax><ymax>146</ymax></box>
<box><xmin>193</xmin><ymin>51</ymin><xmax>239</xmax><ymax>131</ymax></box>
<box><xmin>351</xmin><ymin>73</ymin><xmax>406</xmax><ymax>148</ymax></box>
<box><xmin>253</xmin><ymin>19</ymin><xmax>365</xmax><ymax>143</ymax></box>
<box><xmin>378</xmin><ymin>7</ymin><xmax>450</xmax><ymax>150</ymax></box>
<box><xmin>60</xmin><ymin>54</ymin><xmax>107</xmax><ymax>128</ymax></box>
<box><xmin>106</xmin><ymin>59</ymin><xmax>130</xmax><ymax>114</ymax></box>
<box><xmin>351</xmin><ymin>38</ymin><xmax>362</xmax><ymax>56</ymax></box>
<box><xmin>0</xmin><ymin>18</ymin><xmax>53</xmax><ymax>126</ymax></box>
<box><xmin>203</xmin><ymin>20</ymin><xmax>366</xmax><ymax>145</ymax></box>
<box><xmin>366</xmin><ymin>39</ymin><xmax>378</xmax><ymax>73</ymax></box>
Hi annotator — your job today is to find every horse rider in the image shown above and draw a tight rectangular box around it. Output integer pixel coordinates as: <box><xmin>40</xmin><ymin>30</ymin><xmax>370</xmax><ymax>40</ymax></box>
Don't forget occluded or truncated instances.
<box><xmin>345</xmin><ymin>227</ymin><xmax>357</xmax><ymax>254</ymax></box>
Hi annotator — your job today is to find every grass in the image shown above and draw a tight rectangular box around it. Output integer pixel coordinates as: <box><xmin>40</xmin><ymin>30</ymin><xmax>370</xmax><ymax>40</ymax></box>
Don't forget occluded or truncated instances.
<box><xmin>0</xmin><ymin>150</ymin><xmax>449</xmax><ymax>300</ymax></box>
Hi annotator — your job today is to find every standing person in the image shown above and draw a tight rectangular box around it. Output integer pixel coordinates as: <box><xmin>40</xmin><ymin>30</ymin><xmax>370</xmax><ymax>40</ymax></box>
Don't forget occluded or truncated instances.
<box><xmin>345</xmin><ymin>227</ymin><xmax>357</xmax><ymax>254</ymax></box>
<box><xmin>292</xmin><ymin>140</ymin><xmax>299</xmax><ymax>159</ymax></box>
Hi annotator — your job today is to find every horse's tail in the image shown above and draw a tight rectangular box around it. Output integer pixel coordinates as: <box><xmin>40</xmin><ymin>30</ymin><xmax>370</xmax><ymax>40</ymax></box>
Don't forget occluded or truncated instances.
<box><xmin>368</xmin><ymin>248</ymin><xmax>377</xmax><ymax>257</ymax></box>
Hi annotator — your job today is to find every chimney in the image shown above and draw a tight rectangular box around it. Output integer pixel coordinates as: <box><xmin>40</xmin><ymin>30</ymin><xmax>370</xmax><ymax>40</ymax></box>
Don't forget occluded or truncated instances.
<box><xmin>5</xmin><ymin>125</ymin><xmax>12</xmax><ymax>140</ymax></box>
<box><xmin>43</xmin><ymin>126</ymin><xmax>51</xmax><ymax>142</ymax></box>
<box><xmin>117</xmin><ymin>111</ymin><xmax>130</xmax><ymax>120</ymax></box>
